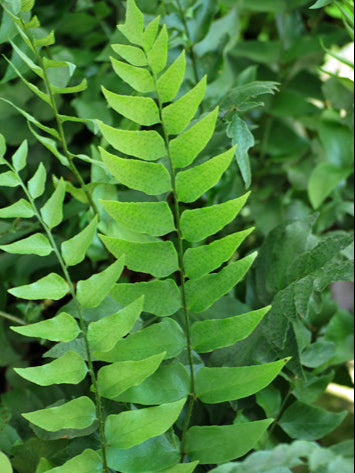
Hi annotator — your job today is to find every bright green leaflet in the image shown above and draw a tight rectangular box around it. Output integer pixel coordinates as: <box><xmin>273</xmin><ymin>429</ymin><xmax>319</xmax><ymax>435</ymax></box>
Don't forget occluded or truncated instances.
<box><xmin>176</xmin><ymin>147</ymin><xmax>236</xmax><ymax>203</ymax></box>
<box><xmin>185</xmin><ymin>420</ymin><xmax>273</xmax><ymax>464</ymax></box>
<box><xmin>105</xmin><ymin>398</ymin><xmax>186</xmax><ymax>449</ymax></box>
<box><xmin>99</xmin><ymin>200</ymin><xmax>175</xmax><ymax>237</ymax></box>
<box><xmin>112</xmin><ymin>44</ymin><xmax>148</xmax><ymax>67</ymax></box>
<box><xmin>11</xmin><ymin>312</ymin><xmax>80</xmax><ymax>343</ymax></box>
<box><xmin>0</xmin><ymin>451</ymin><xmax>12</xmax><ymax>473</ymax></box>
<box><xmin>45</xmin><ymin>450</ymin><xmax>102</xmax><ymax>473</ymax></box>
<box><xmin>163</xmin><ymin>77</ymin><xmax>207</xmax><ymax>136</ymax></box>
<box><xmin>94</xmin><ymin>318</ymin><xmax>185</xmax><ymax>363</ymax></box>
<box><xmin>40</xmin><ymin>178</ymin><xmax>66</xmax><ymax>229</ymax></box>
<box><xmin>169</xmin><ymin>108</ymin><xmax>219</xmax><ymax>169</ymax></box>
<box><xmin>100</xmin><ymin>235</ymin><xmax>179</xmax><ymax>278</ymax></box>
<box><xmin>157</xmin><ymin>51</ymin><xmax>186</xmax><ymax>103</ymax></box>
<box><xmin>12</xmin><ymin>139</ymin><xmax>28</xmax><ymax>171</ymax></box>
<box><xmin>8</xmin><ymin>273</ymin><xmax>68</xmax><ymax>301</ymax></box>
<box><xmin>115</xmin><ymin>362</ymin><xmax>190</xmax><ymax>405</ymax></box>
<box><xmin>110</xmin><ymin>279</ymin><xmax>182</xmax><ymax>317</ymax></box>
<box><xmin>61</xmin><ymin>216</ymin><xmax>98</xmax><ymax>267</ymax></box>
<box><xmin>0</xmin><ymin>233</ymin><xmax>52</xmax><ymax>257</ymax></box>
<box><xmin>22</xmin><ymin>397</ymin><xmax>96</xmax><ymax>432</ymax></box>
<box><xmin>143</xmin><ymin>16</ymin><xmax>160</xmax><ymax>52</ymax></box>
<box><xmin>0</xmin><ymin>171</ymin><xmax>20</xmax><ymax>187</ymax></box>
<box><xmin>28</xmin><ymin>163</ymin><xmax>47</xmax><ymax>199</ymax></box>
<box><xmin>98</xmin><ymin>122</ymin><xmax>166</xmax><ymax>161</ymax></box>
<box><xmin>97</xmin><ymin>352</ymin><xmax>166</xmax><ymax>400</ymax></box>
<box><xmin>186</xmin><ymin>253</ymin><xmax>257</xmax><ymax>313</ymax></box>
<box><xmin>110</xmin><ymin>57</ymin><xmax>154</xmax><ymax>94</ymax></box>
<box><xmin>101</xmin><ymin>88</ymin><xmax>160</xmax><ymax>126</ymax></box>
<box><xmin>117</xmin><ymin>0</ymin><xmax>144</xmax><ymax>46</ymax></box>
<box><xmin>195</xmin><ymin>359</ymin><xmax>289</xmax><ymax>404</ymax></box>
<box><xmin>87</xmin><ymin>296</ymin><xmax>144</xmax><ymax>353</ymax></box>
<box><xmin>181</xmin><ymin>193</ymin><xmax>250</xmax><ymax>242</ymax></box>
<box><xmin>191</xmin><ymin>307</ymin><xmax>271</xmax><ymax>353</ymax></box>
<box><xmin>106</xmin><ymin>436</ymin><xmax>179</xmax><ymax>473</ymax></box>
<box><xmin>147</xmin><ymin>25</ymin><xmax>168</xmax><ymax>75</ymax></box>
<box><xmin>99</xmin><ymin>147</ymin><xmax>171</xmax><ymax>196</ymax></box>
<box><xmin>76</xmin><ymin>258</ymin><xmax>124</xmax><ymax>309</ymax></box>
<box><xmin>15</xmin><ymin>351</ymin><xmax>88</xmax><ymax>386</ymax></box>
<box><xmin>184</xmin><ymin>228</ymin><xmax>254</xmax><ymax>280</ymax></box>
<box><xmin>0</xmin><ymin>198</ymin><xmax>34</xmax><ymax>219</ymax></box>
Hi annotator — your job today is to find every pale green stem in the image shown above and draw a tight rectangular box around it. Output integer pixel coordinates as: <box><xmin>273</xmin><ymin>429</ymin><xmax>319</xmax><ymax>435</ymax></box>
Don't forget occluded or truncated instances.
<box><xmin>0</xmin><ymin>310</ymin><xmax>26</xmax><ymax>326</ymax></box>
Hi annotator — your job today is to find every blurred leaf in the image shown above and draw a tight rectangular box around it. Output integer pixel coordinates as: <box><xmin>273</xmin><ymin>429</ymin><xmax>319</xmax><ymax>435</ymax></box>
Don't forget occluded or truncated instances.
<box><xmin>279</xmin><ymin>402</ymin><xmax>347</xmax><ymax>440</ymax></box>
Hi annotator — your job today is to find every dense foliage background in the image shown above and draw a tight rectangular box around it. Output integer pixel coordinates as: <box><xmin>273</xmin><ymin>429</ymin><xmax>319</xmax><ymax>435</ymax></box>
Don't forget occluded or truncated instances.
<box><xmin>0</xmin><ymin>0</ymin><xmax>354</xmax><ymax>472</ymax></box>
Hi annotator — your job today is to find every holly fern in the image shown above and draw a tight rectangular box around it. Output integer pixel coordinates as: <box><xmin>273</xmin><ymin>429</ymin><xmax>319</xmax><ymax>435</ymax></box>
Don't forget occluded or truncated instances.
<box><xmin>0</xmin><ymin>1</ymin><xmax>289</xmax><ymax>472</ymax></box>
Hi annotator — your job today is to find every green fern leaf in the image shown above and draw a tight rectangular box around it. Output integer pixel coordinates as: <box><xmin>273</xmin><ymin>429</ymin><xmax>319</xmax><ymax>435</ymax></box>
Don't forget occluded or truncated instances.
<box><xmin>112</xmin><ymin>44</ymin><xmax>148</xmax><ymax>67</ymax></box>
<box><xmin>102</xmin><ymin>88</ymin><xmax>160</xmax><ymax>126</ymax></box>
<box><xmin>21</xmin><ymin>0</ymin><xmax>35</xmax><ymax>12</ymax></box>
<box><xmin>10</xmin><ymin>41</ymin><xmax>43</xmax><ymax>78</ymax></box>
<box><xmin>87</xmin><ymin>296</ymin><xmax>144</xmax><ymax>353</ymax></box>
<box><xmin>100</xmin><ymin>235</ymin><xmax>179</xmax><ymax>278</ymax></box>
<box><xmin>12</xmin><ymin>139</ymin><xmax>28</xmax><ymax>171</ymax></box>
<box><xmin>51</xmin><ymin>79</ymin><xmax>87</xmax><ymax>95</ymax></box>
<box><xmin>106</xmin><ymin>436</ymin><xmax>179</xmax><ymax>473</ymax></box>
<box><xmin>22</xmin><ymin>397</ymin><xmax>96</xmax><ymax>432</ymax></box>
<box><xmin>105</xmin><ymin>398</ymin><xmax>186</xmax><ymax>449</ymax></box>
<box><xmin>76</xmin><ymin>258</ymin><xmax>125</xmax><ymax>309</ymax></box>
<box><xmin>155</xmin><ymin>463</ymin><xmax>200</xmax><ymax>473</ymax></box>
<box><xmin>181</xmin><ymin>193</ymin><xmax>250</xmax><ymax>242</ymax></box>
<box><xmin>143</xmin><ymin>16</ymin><xmax>161</xmax><ymax>52</ymax></box>
<box><xmin>94</xmin><ymin>318</ymin><xmax>185</xmax><ymax>363</ymax></box>
<box><xmin>97</xmin><ymin>352</ymin><xmax>166</xmax><ymax>400</ymax></box>
<box><xmin>33</xmin><ymin>30</ymin><xmax>55</xmax><ymax>48</ymax></box>
<box><xmin>28</xmin><ymin>163</ymin><xmax>47</xmax><ymax>199</ymax></box>
<box><xmin>40</xmin><ymin>178</ymin><xmax>66</xmax><ymax>229</ymax></box>
<box><xmin>186</xmin><ymin>253</ymin><xmax>257</xmax><ymax>313</ymax></box>
<box><xmin>195</xmin><ymin>359</ymin><xmax>289</xmax><ymax>404</ymax></box>
<box><xmin>111</xmin><ymin>279</ymin><xmax>181</xmax><ymax>317</ymax></box>
<box><xmin>116</xmin><ymin>0</ymin><xmax>144</xmax><ymax>46</ymax></box>
<box><xmin>184</xmin><ymin>228</ymin><xmax>254</xmax><ymax>280</ymax></box>
<box><xmin>98</xmin><ymin>122</ymin><xmax>166</xmax><ymax>160</ymax></box>
<box><xmin>11</xmin><ymin>312</ymin><xmax>80</xmax><ymax>342</ymax></box>
<box><xmin>115</xmin><ymin>362</ymin><xmax>190</xmax><ymax>405</ymax></box>
<box><xmin>162</xmin><ymin>76</ymin><xmax>207</xmax><ymax>136</ymax></box>
<box><xmin>176</xmin><ymin>146</ymin><xmax>236</xmax><ymax>203</ymax></box>
<box><xmin>100</xmin><ymin>200</ymin><xmax>175</xmax><ymax>236</ymax></box>
<box><xmin>169</xmin><ymin>108</ymin><xmax>219</xmax><ymax>168</ymax></box>
<box><xmin>0</xmin><ymin>233</ymin><xmax>52</xmax><ymax>257</ymax></box>
<box><xmin>100</xmin><ymin>148</ymin><xmax>171</xmax><ymax>195</ymax></box>
<box><xmin>157</xmin><ymin>52</ymin><xmax>186</xmax><ymax>103</ymax></box>
<box><xmin>0</xmin><ymin>171</ymin><xmax>20</xmax><ymax>187</ymax></box>
<box><xmin>147</xmin><ymin>25</ymin><xmax>168</xmax><ymax>75</ymax></box>
<box><xmin>14</xmin><ymin>351</ymin><xmax>88</xmax><ymax>386</ymax></box>
<box><xmin>45</xmin><ymin>450</ymin><xmax>102</xmax><ymax>473</ymax></box>
<box><xmin>8</xmin><ymin>273</ymin><xmax>68</xmax><ymax>301</ymax></box>
<box><xmin>185</xmin><ymin>420</ymin><xmax>273</xmax><ymax>464</ymax></box>
<box><xmin>61</xmin><ymin>216</ymin><xmax>98</xmax><ymax>267</ymax></box>
<box><xmin>111</xmin><ymin>57</ymin><xmax>154</xmax><ymax>93</ymax></box>
<box><xmin>0</xmin><ymin>199</ymin><xmax>34</xmax><ymax>219</ymax></box>
<box><xmin>191</xmin><ymin>307</ymin><xmax>271</xmax><ymax>353</ymax></box>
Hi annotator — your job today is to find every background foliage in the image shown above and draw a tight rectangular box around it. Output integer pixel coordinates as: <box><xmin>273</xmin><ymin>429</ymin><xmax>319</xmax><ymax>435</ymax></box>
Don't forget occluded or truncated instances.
<box><xmin>0</xmin><ymin>0</ymin><xmax>354</xmax><ymax>472</ymax></box>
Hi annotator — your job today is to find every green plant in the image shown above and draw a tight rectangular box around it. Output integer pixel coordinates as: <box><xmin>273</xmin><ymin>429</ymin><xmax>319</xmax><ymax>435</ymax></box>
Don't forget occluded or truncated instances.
<box><xmin>0</xmin><ymin>1</ymin><xmax>293</xmax><ymax>471</ymax></box>
<box><xmin>0</xmin><ymin>1</ymin><xmax>353</xmax><ymax>472</ymax></box>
